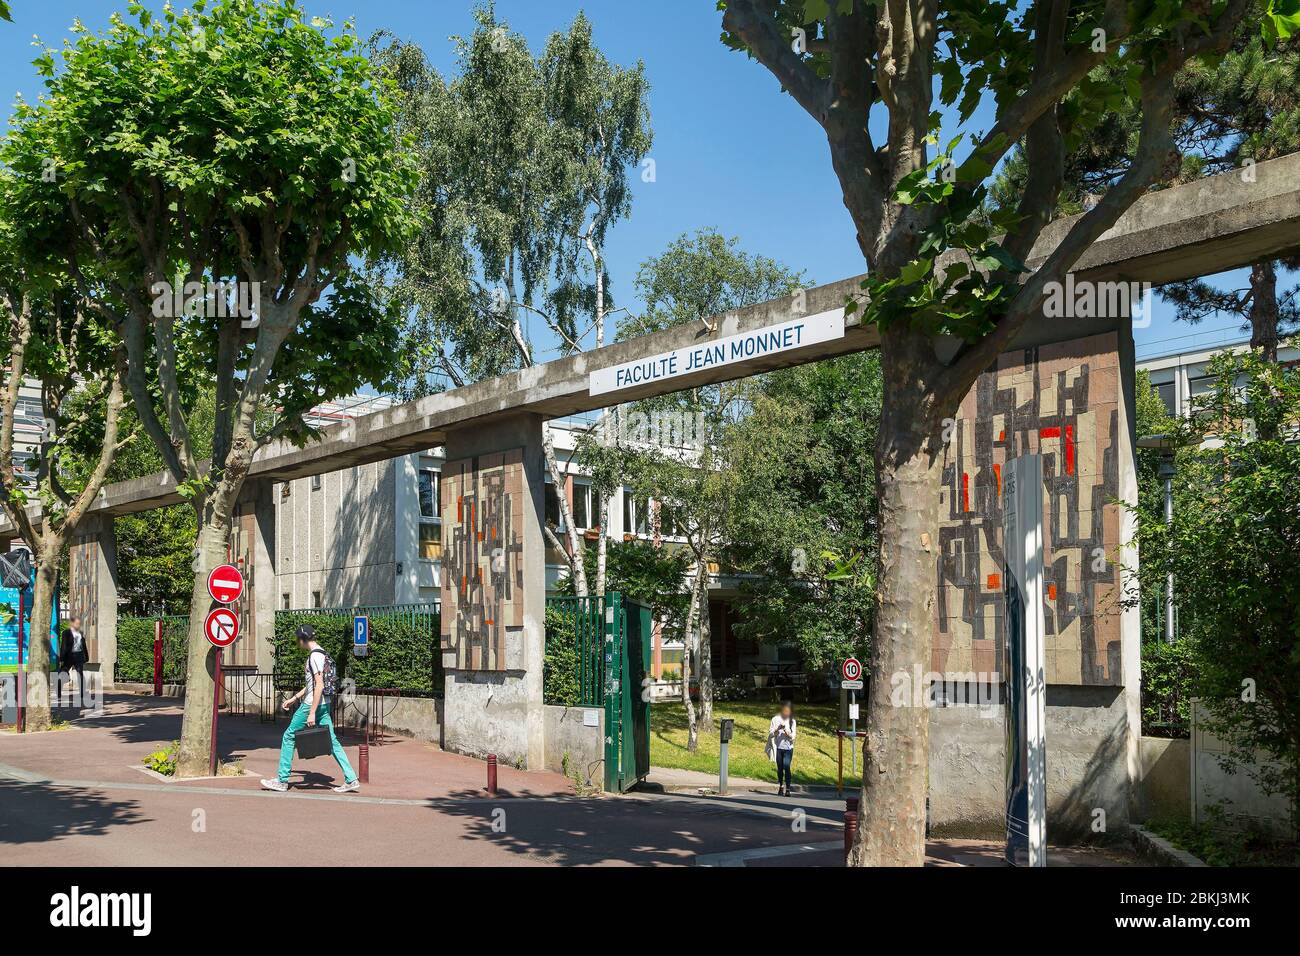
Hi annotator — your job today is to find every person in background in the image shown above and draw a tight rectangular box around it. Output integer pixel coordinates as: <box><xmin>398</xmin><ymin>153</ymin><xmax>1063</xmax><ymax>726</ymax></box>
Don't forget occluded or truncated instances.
<box><xmin>766</xmin><ymin>700</ymin><xmax>798</xmax><ymax>796</ymax></box>
<box><xmin>59</xmin><ymin>616</ymin><xmax>87</xmax><ymax>706</ymax></box>
<box><xmin>262</xmin><ymin>624</ymin><xmax>359</xmax><ymax>793</ymax></box>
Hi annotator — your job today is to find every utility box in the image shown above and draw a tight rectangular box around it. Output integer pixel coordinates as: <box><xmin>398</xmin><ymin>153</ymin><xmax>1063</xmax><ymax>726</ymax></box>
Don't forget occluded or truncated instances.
<box><xmin>719</xmin><ymin>718</ymin><xmax>734</xmax><ymax>743</ymax></box>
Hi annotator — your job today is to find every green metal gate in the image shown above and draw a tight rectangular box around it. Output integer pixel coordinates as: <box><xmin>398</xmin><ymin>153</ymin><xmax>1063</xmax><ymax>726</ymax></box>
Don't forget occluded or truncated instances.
<box><xmin>546</xmin><ymin>591</ymin><xmax>651</xmax><ymax>793</ymax></box>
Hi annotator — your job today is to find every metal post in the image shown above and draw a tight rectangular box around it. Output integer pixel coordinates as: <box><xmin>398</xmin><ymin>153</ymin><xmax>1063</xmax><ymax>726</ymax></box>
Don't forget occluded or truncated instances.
<box><xmin>1161</xmin><ymin>456</ymin><xmax>1176</xmax><ymax>643</ymax></box>
<box><xmin>16</xmin><ymin>590</ymin><xmax>25</xmax><ymax>734</ymax></box>
<box><xmin>487</xmin><ymin>753</ymin><xmax>497</xmax><ymax>795</ymax></box>
<box><xmin>719</xmin><ymin>739</ymin><xmax>729</xmax><ymax>795</ymax></box>
<box><xmin>209</xmin><ymin>648</ymin><xmax>222</xmax><ymax>776</ymax></box>
<box><xmin>359</xmin><ymin>739</ymin><xmax>370</xmax><ymax>784</ymax></box>
<box><xmin>850</xmin><ymin>690</ymin><xmax>857</xmax><ymax>775</ymax></box>
<box><xmin>837</xmin><ymin>731</ymin><xmax>843</xmax><ymax>796</ymax></box>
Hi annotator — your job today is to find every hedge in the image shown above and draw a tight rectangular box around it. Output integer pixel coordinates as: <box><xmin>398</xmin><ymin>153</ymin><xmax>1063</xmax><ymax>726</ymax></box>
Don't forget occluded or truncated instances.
<box><xmin>115</xmin><ymin>615</ymin><xmax>189</xmax><ymax>683</ymax></box>
<box><xmin>543</xmin><ymin>606</ymin><xmax>579</xmax><ymax>706</ymax></box>
<box><xmin>273</xmin><ymin>607</ymin><xmax>441</xmax><ymax>697</ymax></box>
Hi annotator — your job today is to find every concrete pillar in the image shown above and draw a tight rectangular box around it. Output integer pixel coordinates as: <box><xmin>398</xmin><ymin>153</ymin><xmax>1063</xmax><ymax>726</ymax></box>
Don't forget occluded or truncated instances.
<box><xmin>439</xmin><ymin>413</ymin><xmax>547</xmax><ymax>770</ymax></box>
<box><xmin>234</xmin><ymin>480</ymin><xmax>277</xmax><ymax>674</ymax></box>
<box><xmin>67</xmin><ymin>515</ymin><xmax>120</xmax><ymax>688</ymax></box>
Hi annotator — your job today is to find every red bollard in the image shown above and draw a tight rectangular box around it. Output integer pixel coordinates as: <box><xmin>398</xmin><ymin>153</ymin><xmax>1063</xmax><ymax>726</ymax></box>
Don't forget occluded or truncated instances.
<box><xmin>358</xmin><ymin>742</ymin><xmax>370</xmax><ymax>783</ymax></box>
<box><xmin>153</xmin><ymin>620</ymin><xmax>163</xmax><ymax>697</ymax></box>
<box><xmin>486</xmin><ymin>753</ymin><xmax>498</xmax><ymax>795</ymax></box>
<box><xmin>843</xmin><ymin>809</ymin><xmax>858</xmax><ymax>864</ymax></box>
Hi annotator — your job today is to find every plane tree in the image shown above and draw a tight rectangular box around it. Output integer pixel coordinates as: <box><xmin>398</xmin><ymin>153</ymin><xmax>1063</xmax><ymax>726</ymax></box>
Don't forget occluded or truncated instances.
<box><xmin>719</xmin><ymin>0</ymin><xmax>1296</xmax><ymax>865</ymax></box>
<box><xmin>6</xmin><ymin>0</ymin><xmax>417</xmax><ymax>774</ymax></box>
<box><xmin>0</xmin><ymin>178</ymin><xmax>131</xmax><ymax>732</ymax></box>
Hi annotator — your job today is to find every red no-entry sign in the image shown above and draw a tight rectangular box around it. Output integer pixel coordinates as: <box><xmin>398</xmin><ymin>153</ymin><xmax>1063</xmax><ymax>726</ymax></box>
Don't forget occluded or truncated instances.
<box><xmin>207</xmin><ymin>564</ymin><xmax>244</xmax><ymax>604</ymax></box>
<box><xmin>204</xmin><ymin>607</ymin><xmax>240</xmax><ymax>648</ymax></box>
<box><xmin>841</xmin><ymin>657</ymin><xmax>863</xmax><ymax>682</ymax></box>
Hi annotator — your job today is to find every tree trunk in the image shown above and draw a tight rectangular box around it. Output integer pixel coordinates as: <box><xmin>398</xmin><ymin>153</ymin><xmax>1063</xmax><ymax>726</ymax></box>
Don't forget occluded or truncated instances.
<box><xmin>849</xmin><ymin>335</ymin><xmax>945</xmax><ymax>867</ymax></box>
<box><xmin>680</xmin><ymin>561</ymin><xmax>706</xmax><ymax>753</ymax></box>
<box><xmin>542</xmin><ymin>431</ymin><xmax>588</xmax><ymax>596</ymax></box>
<box><xmin>174</xmin><ymin>516</ymin><xmax>231</xmax><ymax>777</ymax></box>
<box><xmin>697</xmin><ymin>558</ymin><xmax>714</xmax><ymax>732</ymax></box>
<box><xmin>595</xmin><ymin>490</ymin><xmax>608</xmax><ymax>597</ymax></box>
<box><xmin>1248</xmin><ymin>259</ymin><xmax>1280</xmax><ymax>363</ymax></box>
<box><xmin>21</xmin><ymin>554</ymin><xmax>59</xmax><ymax>732</ymax></box>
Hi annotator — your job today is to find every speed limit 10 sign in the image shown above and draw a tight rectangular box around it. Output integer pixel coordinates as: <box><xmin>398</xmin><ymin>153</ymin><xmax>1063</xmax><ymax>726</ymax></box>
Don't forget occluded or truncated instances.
<box><xmin>841</xmin><ymin>657</ymin><xmax>863</xmax><ymax>683</ymax></box>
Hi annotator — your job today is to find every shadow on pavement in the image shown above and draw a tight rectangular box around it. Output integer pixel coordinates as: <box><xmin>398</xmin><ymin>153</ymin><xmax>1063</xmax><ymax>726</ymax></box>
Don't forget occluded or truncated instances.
<box><xmin>0</xmin><ymin>780</ymin><xmax>148</xmax><ymax>845</ymax></box>
<box><xmin>419</xmin><ymin>787</ymin><xmax>839</xmax><ymax>866</ymax></box>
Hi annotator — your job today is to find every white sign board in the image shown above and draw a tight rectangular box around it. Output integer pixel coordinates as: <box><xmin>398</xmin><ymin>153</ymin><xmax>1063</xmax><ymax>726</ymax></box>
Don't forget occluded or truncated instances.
<box><xmin>589</xmin><ymin>309</ymin><xmax>846</xmax><ymax>397</ymax></box>
<box><xmin>840</xmin><ymin>679</ymin><xmax>863</xmax><ymax>691</ymax></box>
<box><xmin>1002</xmin><ymin>455</ymin><xmax>1047</xmax><ymax>867</ymax></box>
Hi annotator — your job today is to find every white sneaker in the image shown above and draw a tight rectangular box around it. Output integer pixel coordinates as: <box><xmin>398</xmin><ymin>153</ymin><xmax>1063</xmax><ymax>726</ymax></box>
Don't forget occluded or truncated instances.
<box><xmin>261</xmin><ymin>778</ymin><xmax>288</xmax><ymax>792</ymax></box>
<box><xmin>333</xmin><ymin>780</ymin><xmax>360</xmax><ymax>794</ymax></box>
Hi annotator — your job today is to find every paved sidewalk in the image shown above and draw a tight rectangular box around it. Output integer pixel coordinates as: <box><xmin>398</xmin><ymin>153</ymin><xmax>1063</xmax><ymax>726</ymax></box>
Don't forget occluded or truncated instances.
<box><xmin>1</xmin><ymin>693</ymin><xmax>572</xmax><ymax>800</ymax></box>
<box><xmin>646</xmin><ymin>765</ymin><xmax>842</xmax><ymax>795</ymax></box>
<box><xmin>0</xmin><ymin>695</ymin><xmax>1138</xmax><ymax>867</ymax></box>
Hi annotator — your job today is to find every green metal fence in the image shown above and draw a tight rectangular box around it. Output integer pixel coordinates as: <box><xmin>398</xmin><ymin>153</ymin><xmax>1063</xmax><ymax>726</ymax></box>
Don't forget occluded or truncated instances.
<box><xmin>546</xmin><ymin>592</ymin><xmax>651</xmax><ymax>792</ymax></box>
<box><xmin>545</xmin><ymin>594</ymin><xmax>608</xmax><ymax>706</ymax></box>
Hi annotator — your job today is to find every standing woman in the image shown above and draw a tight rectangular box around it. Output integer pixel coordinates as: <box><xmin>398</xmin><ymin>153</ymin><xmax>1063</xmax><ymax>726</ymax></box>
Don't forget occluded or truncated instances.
<box><xmin>766</xmin><ymin>700</ymin><xmax>797</xmax><ymax>796</ymax></box>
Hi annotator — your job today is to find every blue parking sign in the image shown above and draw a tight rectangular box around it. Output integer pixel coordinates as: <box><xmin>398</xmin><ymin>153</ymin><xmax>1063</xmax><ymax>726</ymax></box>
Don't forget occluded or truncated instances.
<box><xmin>353</xmin><ymin>615</ymin><xmax>369</xmax><ymax>646</ymax></box>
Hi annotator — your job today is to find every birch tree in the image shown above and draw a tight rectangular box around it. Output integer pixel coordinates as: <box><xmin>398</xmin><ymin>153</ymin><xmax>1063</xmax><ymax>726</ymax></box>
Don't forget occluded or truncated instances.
<box><xmin>581</xmin><ymin>230</ymin><xmax>804</xmax><ymax>733</ymax></box>
<box><xmin>719</xmin><ymin>0</ymin><xmax>1292</xmax><ymax>865</ymax></box>
<box><xmin>368</xmin><ymin>8</ymin><xmax>650</xmax><ymax>595</ymax></box>
<box><xmin>9</xmin><ymin>0</ymin><xmax>417</xmax><ymax>775</ymax></box>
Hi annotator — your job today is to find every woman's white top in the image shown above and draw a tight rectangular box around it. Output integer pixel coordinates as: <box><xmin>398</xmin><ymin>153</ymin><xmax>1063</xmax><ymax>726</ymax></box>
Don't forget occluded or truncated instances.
<box><xmin>768</xmin><ymin>715</ymin><xmax>797</xmax><ymax>751</ymax></box>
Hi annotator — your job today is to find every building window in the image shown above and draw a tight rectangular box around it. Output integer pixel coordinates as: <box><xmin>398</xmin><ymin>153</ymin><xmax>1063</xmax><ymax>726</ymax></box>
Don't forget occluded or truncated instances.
<box><xmin>281</xmin><ymin>593</ymin><xmax>291</xmax><ymax>611</ymax></box>
<box><xmin>545</xmin><ymin>481</ymin><xmax>563</xmax><ymax>530</ymax></box>
<box><xmin>310</xmin><ymin>473</ymin><xmax>322</xmax><ymax>491</ymax></box>
<box><xmin>418</xmin><ymin>468</ymin><xmax>441</xmax><ymax>560</ymax></box>
<box><xmin>1155</xmin><ymin>381</ymin><xmax>1176</xmax><ymax>417</ymax></box>
<box><xmin>623</xmin><ymin>492</ymin><xmax>647</xmax><ymax>536</ymax></box>
<box><xmin>311</xmin><ymin>590</ymin><xmax>322</xmax><ymax>609</ymax></box>
<box><xmin>418</xmin><ymin>469</ymin><xmax>440</xmax><ymax>518</ymax></box>
<box><xmin>572</xmin><ymin>481</ymin><xmax>592</xmax><ymax>530</ymax></box>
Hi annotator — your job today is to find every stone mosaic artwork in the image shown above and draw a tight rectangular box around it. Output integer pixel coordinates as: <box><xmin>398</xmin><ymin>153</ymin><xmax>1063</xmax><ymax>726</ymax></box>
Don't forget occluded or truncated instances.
<box><xmin>935</xmin><ymin>332</ymin><xmax>1123</xmax><ymax>685</ymax></box>
<box><xmin>440</xmin><ymin>449</ymin><xmax>525</xmax><ymax>671</ymax></box>
<box><xmin>67</xmin><ymin>533</ymin><xmax>100</xmax><ymax>660</ymax></box>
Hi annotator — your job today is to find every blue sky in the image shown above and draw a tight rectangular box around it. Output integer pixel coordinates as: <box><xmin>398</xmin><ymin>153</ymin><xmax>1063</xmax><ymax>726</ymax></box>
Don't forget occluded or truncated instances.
<box><xmin>0</xmin><ymin>0</ymin><xmax>1256</xmax><ymax>362</ymax></box>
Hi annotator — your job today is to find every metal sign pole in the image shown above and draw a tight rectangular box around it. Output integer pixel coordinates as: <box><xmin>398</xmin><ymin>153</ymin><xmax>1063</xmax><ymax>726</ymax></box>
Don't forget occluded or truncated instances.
<box><xmin>16</xmin><ymin>590</ymin><xmax>25</xmax><ymax>733</ymax></box>
<box><xmin>209</xmin><ymin>646</ymin><xmax>222</xmax><ymax>776</ymax></box>
<box><xmin>850</xmin><ymin>689</ymin><xmax>857</xmax><ymax>775</ymax></box>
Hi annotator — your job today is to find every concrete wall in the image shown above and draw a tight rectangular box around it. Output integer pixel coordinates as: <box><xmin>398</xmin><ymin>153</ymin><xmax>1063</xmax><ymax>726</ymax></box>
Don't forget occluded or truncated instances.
<box><xmin>928</xmin><ymin>684</ymin><xmax>1132</xmax><ymax>840</ymax></box>
<box><xmin>276</xmin><ymin>459</ymin><xmax>398</xmax><ymax>608</ymax></box>
<box><xmin>544</xmin><ymin>704</ymin><xmax>605</xmax><ymax>789</ymax></box>
<box><xmin>440</xmin><ymin>414</ymin><xmax>548</xmax><ymax>770</ymax></box>
<box><xmin>1136</xmin><ymin>736</ymin><xmax>1191</xmax><ymax>822</ymax></box>
<box><xmin>331</xmin><ymin>694</ymin><xmax>442</xmax><ymax>744</ymax></box>
<box><xmin>1192</xmin><ymin>701</ymin><xmax>1295</xmax><ymax>837</ymax></box>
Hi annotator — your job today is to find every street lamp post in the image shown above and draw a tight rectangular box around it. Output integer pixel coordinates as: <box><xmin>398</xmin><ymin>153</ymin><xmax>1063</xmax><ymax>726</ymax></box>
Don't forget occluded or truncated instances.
<box><xmin>1158</xmin><ymin>455</ymin><xmax>1176</xmax><ymax>643</ymax></box>
<box><xmin>1138</xmin><ymin>434</ymin><xmax>1180</xmax><ymax>643</ymax></box>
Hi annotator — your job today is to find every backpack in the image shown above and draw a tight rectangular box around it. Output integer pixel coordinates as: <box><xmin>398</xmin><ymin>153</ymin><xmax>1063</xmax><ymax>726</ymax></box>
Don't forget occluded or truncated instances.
<box><xmin>306</xmin><ymin>648</ymin><xmax>337</xmax><ymax>698</ymax></box>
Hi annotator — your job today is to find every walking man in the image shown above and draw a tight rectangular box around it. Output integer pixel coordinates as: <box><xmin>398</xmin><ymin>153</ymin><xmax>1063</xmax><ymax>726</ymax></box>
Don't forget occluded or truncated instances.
<box><xmin>261</xmin><ymin>625</ymin><xmax>359</xmax><ymax>793</ymax></box>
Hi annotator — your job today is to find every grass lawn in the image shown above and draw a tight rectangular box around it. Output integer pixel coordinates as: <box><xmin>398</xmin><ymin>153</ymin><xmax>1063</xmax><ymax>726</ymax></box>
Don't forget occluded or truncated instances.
<box><xmin>650</xmin><ymin>698</ymin><xmax>861</xmax><ymax>788</ymax></box>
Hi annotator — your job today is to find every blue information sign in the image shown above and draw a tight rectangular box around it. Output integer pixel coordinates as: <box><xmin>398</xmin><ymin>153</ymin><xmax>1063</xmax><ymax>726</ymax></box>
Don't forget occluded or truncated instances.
<box><xmin>353</xmin><ymin>615</ymin><xmax>369</xmax><ymax>651</ymax></box>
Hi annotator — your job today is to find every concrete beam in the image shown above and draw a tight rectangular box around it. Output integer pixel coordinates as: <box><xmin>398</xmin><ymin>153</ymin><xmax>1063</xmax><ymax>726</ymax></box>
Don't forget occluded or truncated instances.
<box><xmin>4</xmin><ymin>150</ymin><xmax>1299</xmax><ymax>531</ymax></box>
